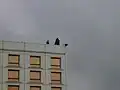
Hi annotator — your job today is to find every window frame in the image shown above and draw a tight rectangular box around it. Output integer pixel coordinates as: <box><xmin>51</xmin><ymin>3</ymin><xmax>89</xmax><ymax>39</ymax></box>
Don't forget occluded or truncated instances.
<box><xmin>51</xmin><ymin>72</ymin><xmax>61</xmax><ymax>84</ymax></box>
<box><xmin>30</xmin><ymin>70</ymin><xmax>41</xmax><ymax>81</ymax></box>
<box><xmin>51</xmin><ymin>87</ymin><xmax>61</xmax><ymax>90</ymax></box>
<box><xmin>8</xmin><ymin>69</ymin><xmax>19</xmax><ymax>81</ymax></box>
<box><xmin>8</xmin><ymin>85</ymin><xmax>19</xmax><ymax>90</ymax></box>
<box><xmin>8</xmin><ymin>54</ymin><xmax>20</xmax><ymax>66</ymax></box>
<box><xmin>30</xmin><ymin>86</ymin><xmax>41</xmax><ymax>90</ymax></box>
<box><xmin>51</xmin><ymin>57</ymin><xmax>61</xmax><ymax>69</ymax></box>
<box><xmin>30</xmin><ymin>56</ymin><xmax>41</xmax><ymax>68</ymax></box>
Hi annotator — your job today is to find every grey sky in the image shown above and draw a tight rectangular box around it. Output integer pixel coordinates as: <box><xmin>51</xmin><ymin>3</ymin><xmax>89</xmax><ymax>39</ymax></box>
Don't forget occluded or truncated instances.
<box><xmin>0</xmin><ymin>0</ymin><xmax>120</xmax><ymax>90</ymax></box>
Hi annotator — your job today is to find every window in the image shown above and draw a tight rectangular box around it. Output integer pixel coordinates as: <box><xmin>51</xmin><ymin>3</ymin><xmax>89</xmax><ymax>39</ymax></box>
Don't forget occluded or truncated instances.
<box><xmin>8</xmin><ymin>69</ymin><xmax>19</xmax><ymax>81</ymax></box>
<box><xmin>51</xmin><ymin>87</ymin><xmax>61</xmax><ymax>90</ymax></box>
<box><xmin>30</xmin><ymin>86</ymin><xmax>41</xmax><ymax>90</ymax></box>
<box><xmin>51</xmin><ymin>57</ymin><xmax>61</xmax><ymax>69</ymax></box>
<box><xmin>51</xmin><ymin>72</ymin><xmax>61</xmax><ymax>84</ymax></box>
<box><xmin>30</xmin><ymin>71</ymin><xmax>41</xmax><ymax>82</ymax></box>
<box><xmin>8</xmin><ymin>54</ymin><xmax>20</xmax><ymax>66</ymax></box>
<box><xmin>30</xmin><ymin>56</ymin><xmax>41</xmax><ymax>68</ymax></box>
<box><xmin>8</xmin><ymin>85</ymin><xmax>19</xmax><ymax>90</ymax></box>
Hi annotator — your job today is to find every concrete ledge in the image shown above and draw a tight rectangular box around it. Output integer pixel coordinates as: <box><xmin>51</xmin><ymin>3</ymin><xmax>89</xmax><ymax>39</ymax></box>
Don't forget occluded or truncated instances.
<box><xmin>45</xmin><ymin>45</ymin><xmax>66</xmax><ymax>54</ymax></box>
<box><xmin>0</xmin><ymin>40</ymin><xmax>67</xmax><ymax>54</ymax></box>
<box><xmin>3</xmin><ymin>41</ymin><xmax>24</xmax><ymax>50</ymax></box>
<box><xmin>25</xmin><ymin>42</ymin><xmax>45</xmax><ymax>52</ymax></box>
<box><xmin>0</xmin><ymin>41</ymin><xmax>2</xmax><ymax>49</ymax></box>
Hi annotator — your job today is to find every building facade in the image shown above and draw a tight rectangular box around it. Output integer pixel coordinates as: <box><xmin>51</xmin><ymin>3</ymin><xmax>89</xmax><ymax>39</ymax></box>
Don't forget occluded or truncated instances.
<box><xmin>0</xmin><ymin>40</ymin><xmax>67</xmax><ymax>90</ymax></box>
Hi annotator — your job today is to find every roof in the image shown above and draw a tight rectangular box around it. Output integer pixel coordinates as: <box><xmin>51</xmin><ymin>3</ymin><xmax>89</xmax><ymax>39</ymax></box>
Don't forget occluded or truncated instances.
<box><xmin>0</xmin><ymin>40</ymin><xmax>67</xmax><ymax>54</ymax></box>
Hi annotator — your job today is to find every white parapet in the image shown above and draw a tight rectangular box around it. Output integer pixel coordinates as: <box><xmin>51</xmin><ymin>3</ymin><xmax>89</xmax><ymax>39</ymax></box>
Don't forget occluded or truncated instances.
<box><xmin>2</xmin><ymin>41</ymin><xmax>25</xmax><ymax>50</ymax></box>
<box><xmin>45</xmin><ymin>44</ymin><xmax>67</xmax><ymax>54</ymax></box>
<box><xmin>0</xmin><ymin>41</ymin><xmax>2</xmax><ymax>49</ymax></box>
<box><xmin>0</xmin><ymin>40</ymin><xmax>67</xmax><ymax>54</ymax></box>
<box><xmin>25</xmin><ymin>42</ymin><xmax>45</xmax><ymax>52</ymax></box>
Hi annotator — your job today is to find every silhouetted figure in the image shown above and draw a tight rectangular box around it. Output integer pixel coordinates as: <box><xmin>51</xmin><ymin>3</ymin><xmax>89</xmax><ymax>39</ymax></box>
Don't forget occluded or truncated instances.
<box><xmin>54</xmin><ymin>38</ymin><xmax>60</xmax><ymax>45</ymax></box>
<box><xmin>46</xmin><ymin>40</ymin><xmax>49</xmax><ymax>44</ymax></box>
<box><xmin>64</xmin><ymin>44</ymin><xmax>68</xmax><ymax>47</ymax></box>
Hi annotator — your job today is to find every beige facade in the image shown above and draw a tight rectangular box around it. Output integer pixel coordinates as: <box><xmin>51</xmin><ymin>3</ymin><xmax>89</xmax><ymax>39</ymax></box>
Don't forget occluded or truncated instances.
<box><xmin>0</xmin><ymin>41</ymin><xmax>67</xmax><ymax>90</ymax></box>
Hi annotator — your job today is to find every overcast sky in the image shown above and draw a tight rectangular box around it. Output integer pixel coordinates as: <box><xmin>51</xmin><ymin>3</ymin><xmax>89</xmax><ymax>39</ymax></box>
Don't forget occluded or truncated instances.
<box><xmin>0</xmin><ymin>0</ymin><xmax>120</xmax><ymax>90</ymax></box>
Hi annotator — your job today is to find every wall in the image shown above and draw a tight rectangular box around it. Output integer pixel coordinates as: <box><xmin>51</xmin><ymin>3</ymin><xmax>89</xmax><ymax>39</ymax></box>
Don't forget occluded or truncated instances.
<box><xmin>0</xmin><ymin>40</ymin><xmax>67</xmax><ymax>90</ymax></box>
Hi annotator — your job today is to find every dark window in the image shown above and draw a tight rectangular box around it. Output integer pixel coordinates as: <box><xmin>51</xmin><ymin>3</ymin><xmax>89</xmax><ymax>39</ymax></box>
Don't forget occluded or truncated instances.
<box><xmin>30</xmin><ymin>56</ymin><xmax>41</xmax><ymax>68</ymax></box>
<box><xmin>51</xmin><ymin>87</ymin><xmax>61</xmax><ymax>90</ymax></box>
<box><xmin>8</xmin><ymin>54</ymin><xmax>20</xmax><ymax>66</ymax></box>
<box><xmin>8</xmin><ymin>69</ymin><xmax>19</xmax><ymax>81</ymax></box>
<box><xmin>30</xmin><ymin>86</ymin><xmax>41</xmax><ymax>90</ymax></box>
<box><xmin>30</xmin><ymin>71</ymin><xmax>41</xmax><ymax>82</ymax></box>
<box><xmin>51</xmin><ymin>72</ymin><xmax>61</xmax><ymax>84</ymax></box>
<box><xmin>8</xmin><ymin>85</ymin><xmax>19</xmax><ymax>90</ymax></box>
<box><xmin>51</xmin><ymin>57</ymin><xmax>61</xmax><ymax>69</ymax></box>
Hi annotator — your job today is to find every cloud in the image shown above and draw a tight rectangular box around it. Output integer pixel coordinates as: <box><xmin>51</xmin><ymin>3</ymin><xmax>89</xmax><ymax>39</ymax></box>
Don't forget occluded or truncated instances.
<box><xmin>0</xmin><ymin>0</ymin><xmax>120</xmax><ymax>90</ymax></box>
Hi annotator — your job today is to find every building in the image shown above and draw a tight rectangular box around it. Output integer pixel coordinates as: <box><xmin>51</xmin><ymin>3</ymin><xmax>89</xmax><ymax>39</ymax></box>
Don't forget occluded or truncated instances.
<box><xmin>0</xmin><ymin>40</ymin><xmax>68</xmax><ymax>90</ymax></box>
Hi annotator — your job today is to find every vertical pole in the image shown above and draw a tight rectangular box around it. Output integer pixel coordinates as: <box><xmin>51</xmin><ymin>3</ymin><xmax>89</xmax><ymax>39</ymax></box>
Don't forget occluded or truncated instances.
<box><xmin>24</xmin><ymin>42</ymin><xmax>25</xmax><ymax>90</ymax></box>
<box><xmin>65</xmin><ymin>52</ymin><xmax>68</xmax><ymax>90</ymax></box>
<box><xmin>45</xmin><ymin>44</ymin><xmax>47</xmax><ymax>90</ymax></box>
<box><xmin>1</xmin><ymin>40</ymin><xmax>3</xmax><ymax>90</ymax></box>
